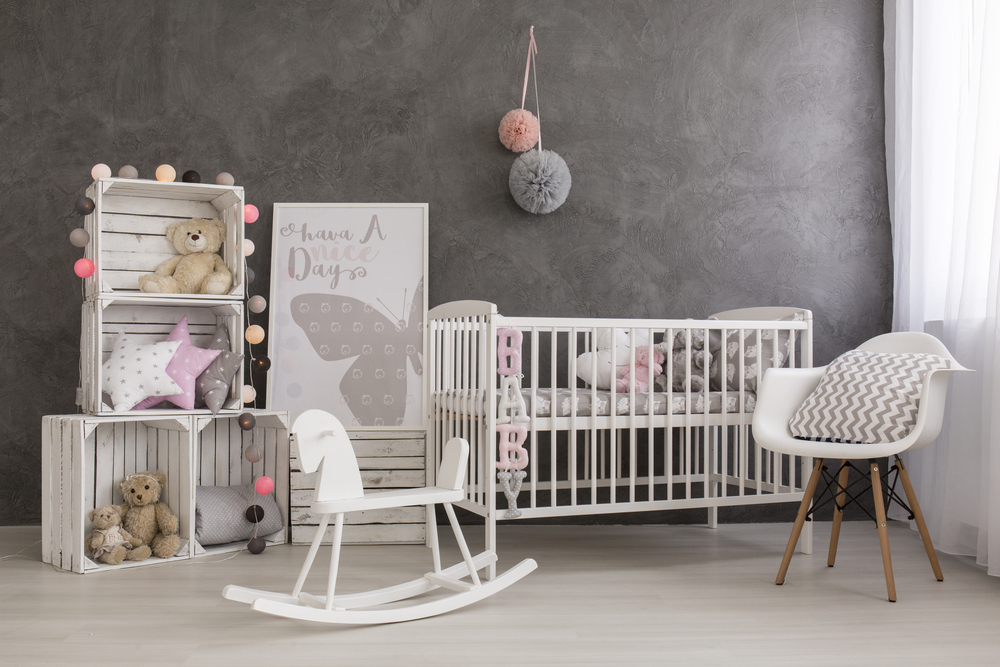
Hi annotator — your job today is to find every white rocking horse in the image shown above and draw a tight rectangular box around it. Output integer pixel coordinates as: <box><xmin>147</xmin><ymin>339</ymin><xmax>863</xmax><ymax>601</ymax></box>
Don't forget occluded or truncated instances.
<box><xmin>222</xmin><ymin>409</ymin><xmax>537</xmax><ymax>624</ymax></box>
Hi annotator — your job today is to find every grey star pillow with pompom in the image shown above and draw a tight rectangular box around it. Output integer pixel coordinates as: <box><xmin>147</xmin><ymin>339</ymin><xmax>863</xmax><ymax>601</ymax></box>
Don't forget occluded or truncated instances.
<box><xmin>194</xmin><ymin>323</ymin><xmax>243</xmax><ymax>413</ymax></box>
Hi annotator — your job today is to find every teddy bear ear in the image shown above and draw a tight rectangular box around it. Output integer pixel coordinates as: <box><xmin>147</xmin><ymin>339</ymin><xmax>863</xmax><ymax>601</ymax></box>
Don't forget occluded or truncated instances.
<box><xmin>153</xmin><ymin>471</ymin><xmax>167</xmax><ymax>487</ymax></box>
<box><xmin>87</xmin><ymin>508</ymin><xmax>95</xmax><ymax>521</ymax></box>
<box><xmin>165</xmin><ymin>221</ymin><xmax>182</xmax><ymax>243</ymax></box>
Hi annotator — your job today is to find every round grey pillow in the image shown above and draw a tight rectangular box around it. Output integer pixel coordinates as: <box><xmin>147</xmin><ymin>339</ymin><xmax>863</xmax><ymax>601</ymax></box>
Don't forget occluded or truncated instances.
<box><xmin>509</xmin><ymin>149</ymin><xmax>571</xmax><ymax>214</ymax></box>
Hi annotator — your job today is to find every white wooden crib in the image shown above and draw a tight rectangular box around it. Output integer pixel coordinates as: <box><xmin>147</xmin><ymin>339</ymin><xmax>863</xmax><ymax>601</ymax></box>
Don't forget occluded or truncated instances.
<box><xmin>426</xmin><ymin>301</ymin><xmax>815</xmax><ymax>576</ymax></box>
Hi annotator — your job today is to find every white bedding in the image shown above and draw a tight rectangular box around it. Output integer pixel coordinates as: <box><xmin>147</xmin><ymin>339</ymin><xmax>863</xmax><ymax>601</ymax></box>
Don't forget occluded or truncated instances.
<box><xmin>434</xmin><ymin>387</ymin><xmax>756</xmax><ymax>418</ymax></box>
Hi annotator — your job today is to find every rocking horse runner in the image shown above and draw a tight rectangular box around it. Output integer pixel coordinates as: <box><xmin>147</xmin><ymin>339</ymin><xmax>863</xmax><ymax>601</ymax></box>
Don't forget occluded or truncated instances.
<box><xmin>222</xmin><ymin>410</ymin><xmax>536</xmax><ymax>624</ymax></box>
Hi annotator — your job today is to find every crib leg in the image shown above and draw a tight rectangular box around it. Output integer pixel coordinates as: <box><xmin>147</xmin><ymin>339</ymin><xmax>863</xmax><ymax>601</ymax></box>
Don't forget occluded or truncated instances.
<box><xmin>707</xmin><ymin>506</ymin><xmax>718</xmax><ymax>529</ymax></box>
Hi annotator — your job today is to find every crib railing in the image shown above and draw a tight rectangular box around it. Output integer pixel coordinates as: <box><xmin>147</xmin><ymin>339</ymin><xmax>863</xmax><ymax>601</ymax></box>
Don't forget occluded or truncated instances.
<box><xmin>426</xmin><ymin>301</ymin><xmax>814</xmax><ymax>565</ymax></box>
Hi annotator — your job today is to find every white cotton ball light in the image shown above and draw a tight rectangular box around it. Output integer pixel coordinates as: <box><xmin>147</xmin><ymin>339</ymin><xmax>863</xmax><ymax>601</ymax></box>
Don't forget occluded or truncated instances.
<box><xmin>155</xmin><ymin>164</ymin><xmax>176</xmax><ymax>182</ymax></box>
<box><xmin>248</xmin><ymin>295</ymin><xmax>267</xmax><ymax>313</ymax></box>
<box><xmin>69</xmin><ymin>228</ymin><xmax>90</xmax><ymax>248</ymax></box>
<box><xmin>91</xmin><ymin>163</ymin><xmax>112</xmax><ymax>180</ymax></box>
<box><xmin>508</xmin><ymin>149</ymin><xmax>572</xmax><ymax>214</ymax></box>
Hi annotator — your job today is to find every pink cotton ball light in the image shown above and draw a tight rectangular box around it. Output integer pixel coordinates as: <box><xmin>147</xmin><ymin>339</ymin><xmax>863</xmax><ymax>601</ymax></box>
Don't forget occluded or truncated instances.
<box><xmin>499</xmin><ymin>108</ymin><xmax>540</xmax><ymax>152</ymax></box>
<box><xmin>255</xmin><ymin>476</ymin><xmax>274</xmax><ymax>495</ymax></box>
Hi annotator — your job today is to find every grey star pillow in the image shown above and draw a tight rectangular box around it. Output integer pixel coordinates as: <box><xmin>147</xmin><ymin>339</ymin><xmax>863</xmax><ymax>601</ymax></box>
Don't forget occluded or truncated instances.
<box><xmin>194</xmin><ymin>323</ymin><xmax>243</xmax><ymax>413</ymax></box>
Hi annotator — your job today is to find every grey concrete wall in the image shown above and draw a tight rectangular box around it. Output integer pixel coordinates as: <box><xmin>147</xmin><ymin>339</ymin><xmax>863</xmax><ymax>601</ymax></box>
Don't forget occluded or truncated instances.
<box><xmin>0</xmin><ymin>0</ymin><xmax>890</xmax><ymax>525</ymax></box>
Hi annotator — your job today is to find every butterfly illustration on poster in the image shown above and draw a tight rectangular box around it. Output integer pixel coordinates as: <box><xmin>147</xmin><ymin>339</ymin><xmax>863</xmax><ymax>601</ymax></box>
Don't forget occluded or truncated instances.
<box><xmin>267</xmin><ymin>204</ymin><xmax>428</xmax><ymax>428</ymax></box>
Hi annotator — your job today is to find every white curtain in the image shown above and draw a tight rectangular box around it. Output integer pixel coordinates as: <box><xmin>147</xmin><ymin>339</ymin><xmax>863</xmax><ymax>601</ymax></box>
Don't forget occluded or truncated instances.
<box><xmin>886</xmin><ymin>0</ymin><xmax>1000</xmax><ymax>575</ymax></box>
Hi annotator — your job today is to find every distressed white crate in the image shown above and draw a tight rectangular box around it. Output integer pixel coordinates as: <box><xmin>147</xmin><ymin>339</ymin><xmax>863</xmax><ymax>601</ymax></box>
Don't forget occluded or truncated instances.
<box><xmin>193</xmin><ymin>411</ymin><xmax>290</xmax><ymax>554</ymax></box>
<box><xmin>79</xmin><ymin>295</ymin><xmax>245</xmax><ymax>415</ymax></box>
<box><xmin>291</xmin><ymin>430</ymin><xmax>426</xmax><ymax>545</ymax></box>
<box><xmin>81</xmin><ymin>178</ymin><xmax>245</xmax><ymax>300</ymax></box>
<box><xmin>41</xmin><ymin>411</ymin><xmax>289</xmax><ymax>573</ymax></box>
<box><xmin>41</xmin><ymin>414</ymin><xmax>196</xmax><ymax>574</ymax></box>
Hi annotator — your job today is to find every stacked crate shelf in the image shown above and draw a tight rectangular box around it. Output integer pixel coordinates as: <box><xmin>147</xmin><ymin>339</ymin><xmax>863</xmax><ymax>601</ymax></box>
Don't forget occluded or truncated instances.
<box><xmin>77</xmin><ymin>177</ymin><xmax>247</xmax><ymax>415</ymax></box>
<box><xmin>42</xmin><ymin>177</ymin><xmax>289</xmax><ymax>574</ymax></box>
<box><xmin>42</xmin><ymin>411</ymin><xmax>289</xmax><ymax>573</ymax></box>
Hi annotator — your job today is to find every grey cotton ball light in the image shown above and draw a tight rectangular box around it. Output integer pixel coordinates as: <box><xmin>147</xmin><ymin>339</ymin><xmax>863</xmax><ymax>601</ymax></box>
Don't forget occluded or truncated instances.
<box><xmin>509</xmin><ymin>149</ymin><xmax>571</xmax><ymax>214</ymax></box>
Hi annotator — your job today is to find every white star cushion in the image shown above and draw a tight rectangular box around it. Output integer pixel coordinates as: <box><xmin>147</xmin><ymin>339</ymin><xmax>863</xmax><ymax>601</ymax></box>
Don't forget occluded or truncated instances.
<box><xmin>102</xmin><ymin>333</ymin><xmax>183</xmax><ymax>411</ymax></box>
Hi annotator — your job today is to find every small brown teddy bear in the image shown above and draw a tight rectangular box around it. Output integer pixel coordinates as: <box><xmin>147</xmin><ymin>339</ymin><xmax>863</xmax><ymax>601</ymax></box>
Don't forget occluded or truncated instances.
<box><xmin>138</xmin><ymin>217</ymin><xmax>232</xmax><ymax>295</ymax></box>
<box><xmin>86</xmin><ymin>504</ymin><xmax>151</xmax><ymax>565</ymax></box>
<box><xmin>118</xmin><ymin>471</ymin><xmax>182</xmax><ymax>559</ymax></box>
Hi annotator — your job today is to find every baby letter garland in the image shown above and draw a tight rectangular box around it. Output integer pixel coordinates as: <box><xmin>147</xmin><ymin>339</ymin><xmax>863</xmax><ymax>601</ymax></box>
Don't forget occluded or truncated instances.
<box><xmin>496</xmin><ymin>328</ymin><xmax>529</xmax><ymax>519</ymax></box>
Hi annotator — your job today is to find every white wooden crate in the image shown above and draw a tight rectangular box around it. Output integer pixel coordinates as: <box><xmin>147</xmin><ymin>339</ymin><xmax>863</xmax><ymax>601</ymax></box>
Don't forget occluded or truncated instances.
<box><xmin>193</xmin><ymin>411</ymin><xmax>290</xmax><ymax>555</ymax></box>
<box><xmin>291</xmin><ymin>430</ymin><xmax>426</xmax><ymax>545</ymax></box>
<box><xmin>81</xmin><ymin>178</ymin><xmax>245</xmax><ymax>300</ymax></box>
<box><xmin>79</xmin><ymin>295</ymin><xmax>244</xmax><ymax>415</ymax></box>
<box><xmin>41</xmin><ymin>414</ymin><xmax>196</xmax><ymax>574</ymax></box>
<box><xmin>41</xmin><ymin>411</ymin><xmax>289</xmax><ymax>573</ymax></box>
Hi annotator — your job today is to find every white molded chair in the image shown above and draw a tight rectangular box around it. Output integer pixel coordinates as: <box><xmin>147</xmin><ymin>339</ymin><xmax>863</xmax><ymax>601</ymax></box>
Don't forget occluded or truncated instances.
<box><xmin>223</xmin><ymin>409</ymin><xmax>537</xmax><ymax>624</ymax></box>
<box><xmin>752</xmin><ymin>332</ymin><xmax>969</xmax><ymax>602</ymax></box>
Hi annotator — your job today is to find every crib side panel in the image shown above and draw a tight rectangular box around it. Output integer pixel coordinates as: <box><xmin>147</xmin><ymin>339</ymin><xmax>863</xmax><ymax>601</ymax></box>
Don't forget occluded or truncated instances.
<box><xmin>426</xmin><ymin>305</ymin><xmax>813</xmax><ymax>524</ymax></box>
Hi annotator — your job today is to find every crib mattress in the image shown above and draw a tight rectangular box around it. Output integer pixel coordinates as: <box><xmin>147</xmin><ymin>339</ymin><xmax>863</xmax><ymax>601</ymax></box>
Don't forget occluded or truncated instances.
<box><xmin>434</xmin><ymin>388</ymin><xmax>756</xmax><ymax>418</ymax></box>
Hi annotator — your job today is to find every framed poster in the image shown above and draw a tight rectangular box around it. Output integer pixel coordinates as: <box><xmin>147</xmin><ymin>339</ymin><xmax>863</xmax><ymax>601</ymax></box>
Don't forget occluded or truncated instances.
<box><xmin>267</xmin><ymin>203</ymin><xmax>427</xmax><ymax>429</ymax></box>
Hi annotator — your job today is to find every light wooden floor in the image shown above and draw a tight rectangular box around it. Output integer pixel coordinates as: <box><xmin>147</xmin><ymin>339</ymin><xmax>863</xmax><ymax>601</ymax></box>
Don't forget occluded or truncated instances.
<box><xmin>2</xmin><ymin>520</ymin><xmax>999</xmax><ymax>666</ymax></box>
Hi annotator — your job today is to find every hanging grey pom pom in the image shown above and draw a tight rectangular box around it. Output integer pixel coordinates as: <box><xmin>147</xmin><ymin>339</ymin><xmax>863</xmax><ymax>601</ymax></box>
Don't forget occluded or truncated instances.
<box><xmin>509</xmin><ymin>149</ymin><xmax>571</xmax><ymax>214</ymax></box>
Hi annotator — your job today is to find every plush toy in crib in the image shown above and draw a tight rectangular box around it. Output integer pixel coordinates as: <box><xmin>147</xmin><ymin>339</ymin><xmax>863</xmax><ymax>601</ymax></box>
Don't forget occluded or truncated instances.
<box><xmin>86</xmin><ymin>504</ymin><xmax>151</xmax><ymax>565</ymax></box>
<box><xmin>118</xmin><ymin>471</ymin><xmax>182</xmax><ymax>559</ymax></box>
<box><xmin>576</xmin><ymin>328</ymin><xmax>650</xmax><ymax>390</ymax></box>
<box><xmin>667</xmin><ymin>330</ymin><xmax>713</xmax><ymax>392</ymax></box>
<box><xmin>616</xmin><ymin>345</ymin><xmax>665</xmax><ymax>393</ymax></box>
<box><xmin>138</xmin><ymin>217</ymin><xmax>232</xmax><ymax>295</ymax></box>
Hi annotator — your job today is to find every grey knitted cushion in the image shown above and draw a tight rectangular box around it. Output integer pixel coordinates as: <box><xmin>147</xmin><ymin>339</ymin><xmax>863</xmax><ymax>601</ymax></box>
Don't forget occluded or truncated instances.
<box><xmin>195</xmin><ymin>483</ymin><xmax>283</xmax><ymax>546</ymax></box>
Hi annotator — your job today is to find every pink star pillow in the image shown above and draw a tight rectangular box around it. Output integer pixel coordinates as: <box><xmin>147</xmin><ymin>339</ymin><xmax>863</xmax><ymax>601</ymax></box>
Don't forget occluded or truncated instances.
<box><xmin>134</xmin><ymin>316</ymin><xmax>221</xmax><ymax>410</ymax></box>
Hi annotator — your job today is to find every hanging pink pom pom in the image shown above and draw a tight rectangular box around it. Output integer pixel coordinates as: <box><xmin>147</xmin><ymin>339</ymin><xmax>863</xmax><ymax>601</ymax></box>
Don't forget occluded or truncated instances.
<box><xmin>499</xmin><ymin>108</ymin><xmax>540</xmax><ymax>152</ymax></box>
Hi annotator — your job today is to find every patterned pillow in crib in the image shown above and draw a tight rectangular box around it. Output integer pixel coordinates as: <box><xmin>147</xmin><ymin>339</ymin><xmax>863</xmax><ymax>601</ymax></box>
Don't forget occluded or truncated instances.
<box><xmin>708</xmin><ymin>312</ymin><xmax>801</xmax><ymax>393</ymax></box>
<box><xmin>788</xmin><ymin>350</ymin><xmax>951</xmax><ymax>444</ymax></box>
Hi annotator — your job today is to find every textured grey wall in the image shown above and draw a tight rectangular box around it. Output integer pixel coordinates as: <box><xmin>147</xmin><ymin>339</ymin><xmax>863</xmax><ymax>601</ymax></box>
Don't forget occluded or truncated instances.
<box><xmin>0</xmin><ymin>0</ymin><xmax>890</xmax><ymax>525</ymax></box>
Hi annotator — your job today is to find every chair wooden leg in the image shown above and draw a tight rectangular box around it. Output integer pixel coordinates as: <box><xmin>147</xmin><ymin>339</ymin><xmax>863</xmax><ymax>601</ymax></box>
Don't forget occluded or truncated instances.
<box><xmin>870</xmin><ymin>461</ymin><xmax>896</xmax><ymax>602</ymax></box>
<box><xmin>827</xmin><ymin>460</ymin><xmax>850</xmax><ymax>567</ymax></box>
<box><xmin>894</xmin><ymin>455</ymin><xmax>944</xmax><ymax>581</ymax></box>
<box><xmin>777</xmin><ymin>458</ymin><xmax>823</xmax><ymax>585</ymax></box>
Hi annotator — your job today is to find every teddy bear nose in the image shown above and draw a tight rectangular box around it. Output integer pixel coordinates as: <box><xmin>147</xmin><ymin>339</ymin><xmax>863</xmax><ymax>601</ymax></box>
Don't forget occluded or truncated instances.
<box><xmin>191</xmin><ymin>234</ymin><xmax>200</xmax><ymax>241</ymax></box>
<box><xmin>136</xmin><ymin>494</ymin><xmax>143</xmax><ymax>501</ymax></box>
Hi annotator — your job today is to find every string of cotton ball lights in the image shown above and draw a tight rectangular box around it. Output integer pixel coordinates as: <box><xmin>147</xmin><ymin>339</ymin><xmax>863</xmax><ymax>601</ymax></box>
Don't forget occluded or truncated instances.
<box><xmin>241</xmin><ymin>199</ymin><xmax>272</xmax><ymax>410</ymax></box>
<box><xmin>500</xmin><ymin>27</ymin><xmax>571</xmax><ymax>215</ymax></box>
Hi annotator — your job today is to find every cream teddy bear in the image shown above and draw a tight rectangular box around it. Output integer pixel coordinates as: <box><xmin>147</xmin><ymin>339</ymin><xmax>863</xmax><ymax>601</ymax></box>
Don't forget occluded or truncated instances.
<box><xmin>138</xmin><ymin>217</ymin><xmax>232</xmax><ymax>295</ymax></box>
<box><xmin>86</xmin><ymin>504</ymin><xmax>151</xmax><ymax>565</ymax></box>
<box><xmin>118</xmin><ymin>471</ymin><xmax>182</xmax><ymax>559</ymax></box>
